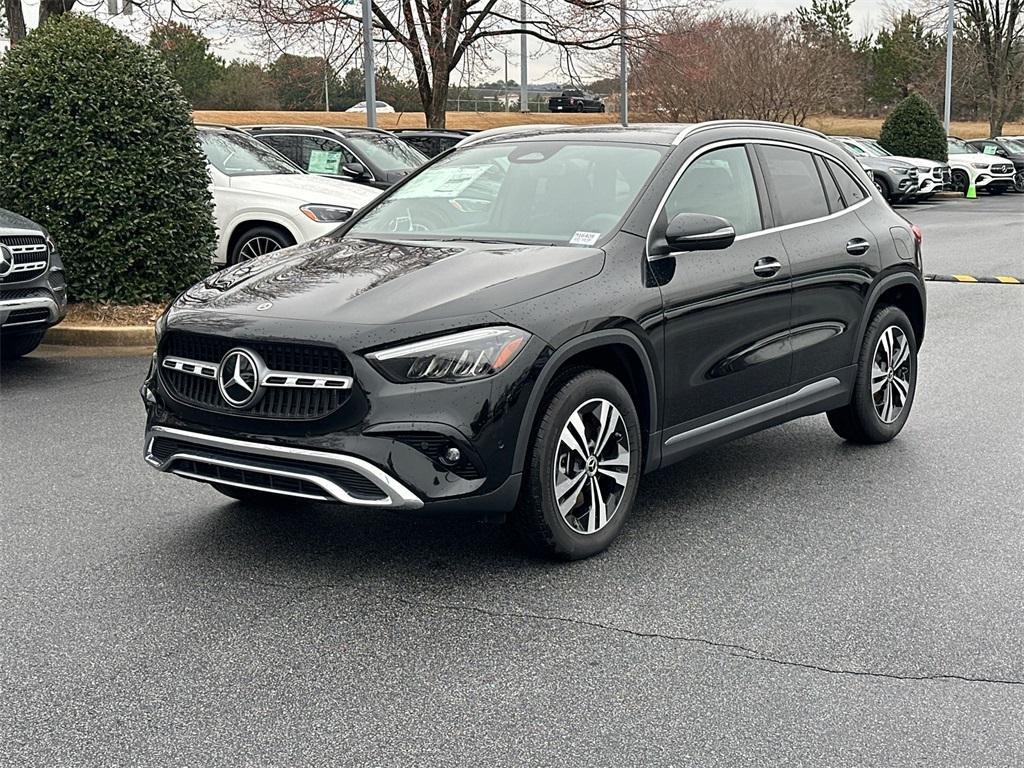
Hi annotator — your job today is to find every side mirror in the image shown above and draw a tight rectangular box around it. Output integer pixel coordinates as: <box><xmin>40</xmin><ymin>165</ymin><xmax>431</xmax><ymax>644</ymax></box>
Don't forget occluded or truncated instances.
<box><xmin>342</xmin><ymin>161</ymin><xmax>369</xmax><ymax>179</ymax></box>
<box><xmin>654</xmin><ymin>213</ymin><xmax>736</xmax><ymax>256</ymax></box>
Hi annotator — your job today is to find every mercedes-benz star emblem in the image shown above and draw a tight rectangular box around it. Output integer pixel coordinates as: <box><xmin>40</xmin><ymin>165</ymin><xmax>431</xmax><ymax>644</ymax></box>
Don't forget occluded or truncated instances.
<box><xmin>217</xmin><ymin>348</ymin><xmax>262</xmax><ymax>408</ymax></box>
<box><xmin>0</xmin><ymin>245</ymin><xmax>14</xmax><ymax>278</ymax></box>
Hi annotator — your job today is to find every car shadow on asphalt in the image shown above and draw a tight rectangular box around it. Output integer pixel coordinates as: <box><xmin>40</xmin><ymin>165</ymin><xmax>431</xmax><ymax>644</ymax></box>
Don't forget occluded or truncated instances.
<box><xmin>153</xmin><ymin>420</ymin><xmax>870</xmax><ymax>586</ymax></box>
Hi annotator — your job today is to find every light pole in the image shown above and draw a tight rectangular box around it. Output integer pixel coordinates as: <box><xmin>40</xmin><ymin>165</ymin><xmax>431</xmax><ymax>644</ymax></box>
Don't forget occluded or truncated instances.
<box><xmin>520</xmin><ymin>0</ymin><xmax>529</xmax><ymax>112</ymax></box>
<box><xmin>362</xmin><ymin>0</ymin><xmax>377</xmax><ymax>127</ymax></box>
<box><xmin>943</xmin><ymin>0</ymin><xmax>954</xmax><ymax>133</ymax></box>
<box><xmin>619</xmin><ymin>0</ymin><xmax>628</xmax><ymax>127</ymax></box>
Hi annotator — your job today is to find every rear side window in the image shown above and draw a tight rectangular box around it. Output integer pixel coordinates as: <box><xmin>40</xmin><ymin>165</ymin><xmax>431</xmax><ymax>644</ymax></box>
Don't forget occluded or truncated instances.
<box><xmin>664</xmin><ymin>145</ymin><xmax>763</xmax><ymax>236</ymax></box>
<box><xmin>827</xmin><ymin>158</ymin><xmax>868</xmax><ymax>205</ymax></box>
<box><xmin>814</xmin><ymin>155</ymin><xmax>844</xmax><ymax>213</ymax></box>
<box><xmin>757</xmin><ymin>145</ymin><xmax>829</xmax><ymax>226</ymax></box>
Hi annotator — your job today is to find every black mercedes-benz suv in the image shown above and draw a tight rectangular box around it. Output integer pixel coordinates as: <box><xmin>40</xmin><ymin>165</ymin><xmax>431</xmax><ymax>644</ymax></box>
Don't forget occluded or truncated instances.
<box><xmin>0</xmin><ymin>207</ymin><xmax>67</xmax><ymax>359</ymax></box>
<box><xmin>142</xmin><ymin>121</ymin><xmax>926</xmax><ymax>559</ymax></box>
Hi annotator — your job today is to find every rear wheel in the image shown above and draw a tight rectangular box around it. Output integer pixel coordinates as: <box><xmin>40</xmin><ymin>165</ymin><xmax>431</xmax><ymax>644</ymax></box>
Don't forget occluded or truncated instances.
<box><xmin>827</xmin><ymin>305</ymin><xmax>917</xmax><ymax>444</ymax></box>
<box><xmin>510</xmin><ymin>369</ymin><xmax>642</xmax><ymax>560</ymax></box>
<box><xmin>0</xmin><ymin>331</ymin><xmax>46</xmax><ymax>360</ymax></box>
<box><xmin>229</xmin><ymin>225</ymin><xmax>294</xmax><ymax>265</ymax></box>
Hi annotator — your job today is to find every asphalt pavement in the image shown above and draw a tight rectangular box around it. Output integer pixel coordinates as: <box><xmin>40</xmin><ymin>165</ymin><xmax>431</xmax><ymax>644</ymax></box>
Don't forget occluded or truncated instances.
<box><xmin>1</xmin><ymin>193</ymin><xmax>1023</xmax><ymax>767</ymax></box>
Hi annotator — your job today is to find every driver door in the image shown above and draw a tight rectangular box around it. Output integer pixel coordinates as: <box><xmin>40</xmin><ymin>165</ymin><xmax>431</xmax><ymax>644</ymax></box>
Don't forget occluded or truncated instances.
<box><xmin>655</xmin><ymin>144</ymin><xmax>793</xmax><ymax>441</ymax></box>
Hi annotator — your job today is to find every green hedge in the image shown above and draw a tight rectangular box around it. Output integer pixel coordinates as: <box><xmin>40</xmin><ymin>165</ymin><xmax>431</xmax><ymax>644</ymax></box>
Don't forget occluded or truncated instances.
<box><xmin>879</xmin><ymin>93</ymin><xmax>948</xmax><ymax>163</ymax></box>
<box><xmin>0</xmin><ymin>15</ymin><xmax>215</xmax><ymax>303</ymax></box>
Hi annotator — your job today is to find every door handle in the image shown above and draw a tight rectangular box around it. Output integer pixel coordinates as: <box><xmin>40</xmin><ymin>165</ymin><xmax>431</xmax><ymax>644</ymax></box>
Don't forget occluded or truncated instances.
<box><xmin>846</xmin><ymin>238</ymin><xmax>871</xmax><ymax>256</ymax></box>
<box><xmin>753</xmin><ymin>257</ymin><xmax>783</xmax><ymax>278</ymax></box>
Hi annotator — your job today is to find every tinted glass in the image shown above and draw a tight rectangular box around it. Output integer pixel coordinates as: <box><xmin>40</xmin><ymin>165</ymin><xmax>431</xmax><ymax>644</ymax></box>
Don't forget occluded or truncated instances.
<box><xmin>814</xmin><ymin>155</ymin><xmax>844</xmax><ymax>212</ymax></box>
<box><xmin>758</xmin><ymin>145</ymin><xmax>829</xmax><ymax>225</ymax></box>
<box><xmin>827</xmin><ymin>159</ymin><xmax>868</xmax><ymax>205</ymax></box>
<box><xmin>347</xmin><ymin>134</ymin><xmax>427</xmax><ymax>171</ymax></box>
<box><xmin>199</xmin><ymin>130</ymin><xmax>299</xmax><ymax>176</ymax></box>
<box><xmin>664</xmin><ymin>146</ymin><xmax>762</xmax><ymax>236</ymax></box>
<box><xmin>947</xmin><ymin>138</ymin><xmax>973</xmax><ymax>154</ymax></box>
<box><xmin>256</xmin><ymin>135</ymin><xmax>299</xmax><ymax>163</ymax></box>
<box><xmin>351</xmin><ymin>141</ymin><xmax>664</xmax><ymax>245</ymax></box>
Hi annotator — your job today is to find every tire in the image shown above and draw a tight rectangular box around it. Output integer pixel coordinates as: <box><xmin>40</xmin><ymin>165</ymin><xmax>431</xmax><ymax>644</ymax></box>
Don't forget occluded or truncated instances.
<box><xmin>873</xmin><ymin>176</ymin><xmax>891</xmax><ymax>201</ymax></box>
<box><xmin>228</xmin><ymin>225</ymin><xmax>294</xmax><ymax>265</ymax></box>
<box><xmin>0</xmin><ymin>331</ymin><xmax>46</xmax><ymax>360</ymax></box>
<box><xmin>1014</xmin><ymin>174</ymin><xmax>1024</xmax><ymax>193</ymax></box>
<box><xmin>827</xmin><ymin>305</ymin><xmax>917</xmax><ymax>444</ymax></box>
<box><xmin>510</xmin><ymin>368</ymin><xmax>642</xmax><ymax>560</ymax></box>
<box><xmin>211</xmin><ymin>483</ymin><xmax>283</xmax><ymax>506</ymax></box>
<box><xmin>951</xmin><ymin>169</ymin><xmax>970</xmax><ymax>196</ymax></box>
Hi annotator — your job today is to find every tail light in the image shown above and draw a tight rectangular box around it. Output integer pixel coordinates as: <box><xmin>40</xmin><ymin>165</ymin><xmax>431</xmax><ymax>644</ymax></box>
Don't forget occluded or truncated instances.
<box><xmin>911</xmin><ymin>224</ymin><xmax>923</xmax><ymax>244</ymax></box>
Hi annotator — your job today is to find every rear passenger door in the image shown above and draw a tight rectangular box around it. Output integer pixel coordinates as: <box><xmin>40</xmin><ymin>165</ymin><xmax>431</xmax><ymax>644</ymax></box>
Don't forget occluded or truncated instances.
<box><xmin>754</xmin><ymin>143</ymin><xmax>878</xmax><ymax>385</ymax></box>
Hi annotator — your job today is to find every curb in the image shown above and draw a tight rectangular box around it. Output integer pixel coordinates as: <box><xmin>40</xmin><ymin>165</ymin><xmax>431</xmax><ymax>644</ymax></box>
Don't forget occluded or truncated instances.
<box><xmin>44</xmin><ymin>324</ymin><xmax>154</xmax><ymax>347</ymax></box>
<box><xmin>924</xmin><ymin>273</ymin><xmax>1023</xmax><ymax>284</ymax></box>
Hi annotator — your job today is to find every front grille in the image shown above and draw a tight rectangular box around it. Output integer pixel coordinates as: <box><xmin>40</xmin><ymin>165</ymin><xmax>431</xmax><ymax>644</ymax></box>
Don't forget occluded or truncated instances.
<box><xmin>0</xmin><ymin>235</ymin><xmax>49</xmax><ymax>284</ymax></box>
<box><xmin>992</xmin><ymin>163</ymin><xmax>1014</xmax><ymax>174</ymax></box>
<box><xmin>150</xmin><ymin>435</ymin><xmax>386</xmax><ymax>500</ymax></box>
<box><xmin>160</xmin><ymin>331</ymin><xmax>352</xmax><ymax>419</ymax></box>
<box><xmin>0</xmin><ymin>287</ymin><xmax>50</xmax><ymax>301</ymax></box>
<box><xmin>932</xmin><ymin>168</ymin><xmax>943</xmax><ymax>180</ymax></box>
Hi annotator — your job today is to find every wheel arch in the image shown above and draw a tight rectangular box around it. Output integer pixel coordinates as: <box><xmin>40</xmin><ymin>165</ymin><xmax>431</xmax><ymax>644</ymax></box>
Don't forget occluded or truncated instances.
<box><xmin>225</xmin><ymin>218</ymin><xmax>299</xmax><ymax>263</ymax></box>
<box><xmin>856</xmin><ymin>271</ymin><xmax>926</xmax><ymax>358</ymax></box>
<box><xmin>513</xmin><ymin>329</ymin><xmax>661</xmax><ymax>476</ymax></box>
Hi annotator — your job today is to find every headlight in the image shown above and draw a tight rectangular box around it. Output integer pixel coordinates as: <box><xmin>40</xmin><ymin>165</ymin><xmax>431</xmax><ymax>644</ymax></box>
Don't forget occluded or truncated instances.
<box><xmin>301</xmin><ymin>204</ymin><xmax>355</xmax><ymax>223</ymax></box>
<box><xmin>366</xmin><ymin>326</ymin><xmax>531</xmax><ymax>383</ymax></box>
<box><xmin>889</xmin><ymin>167</ymin><xmax>909</xmax><ymax>175</ymax></box>
<box><xmin>971</xmin><ymin>163</ymin><xmax>989</xmax><ymax>170</ymax></box>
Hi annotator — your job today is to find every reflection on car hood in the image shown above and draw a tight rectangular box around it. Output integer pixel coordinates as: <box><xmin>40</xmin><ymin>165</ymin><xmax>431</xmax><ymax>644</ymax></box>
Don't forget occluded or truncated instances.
<box><xmin>0</xmin><ymin>206</ymin><xmax>45</xmax><ymax>234</ymax></box>
<box><xmin>229</xmin><ymin>173</ymin><xmax>380</xmax><ymax>207</ymax></box>
<box><xmin>174</xmin><ymin>236</ymin><xmax>605</xmax><ymax>327</ymax></box>
<box><xmin>888</xmin><ymin>155</ymin><xmax>943</xmax><ymax>168</ymax></box>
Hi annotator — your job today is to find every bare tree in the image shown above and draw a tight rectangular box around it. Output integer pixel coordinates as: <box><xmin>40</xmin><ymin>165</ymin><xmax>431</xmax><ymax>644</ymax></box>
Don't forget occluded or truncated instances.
<box><xmin>918</xmin><ymin>0</ymin><xmax>1024</xmax><ymax>134</ymax></box>
<box><xmin>223</xmin><ymin>0</ymin><xmax>688</xmax><ymax>127</ymax></box>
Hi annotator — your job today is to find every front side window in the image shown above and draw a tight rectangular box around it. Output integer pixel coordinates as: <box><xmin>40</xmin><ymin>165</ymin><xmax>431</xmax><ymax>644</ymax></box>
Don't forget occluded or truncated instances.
<box><xmin>350</xmin><ymin>141</ymin><xmax>664</xmax><ymax>245</ymax></box>
<box><xmin>758</xmin><ymin>145</ymin><xmax>830</xmax><ymax>226</ymax></box>
<box><xmin>663</xmin><ymin>145</ymin><xmax>763</xmax><ymax>236</ymax></box>
<box><xmin>199</xmin><ymin>131</ymin><xmax>300</xmax><ymax>176</ymax></box>
<box><xmin>296</xmin><ymin>136</ymin><xmax>357</xmax><ymax>174</ymax></box>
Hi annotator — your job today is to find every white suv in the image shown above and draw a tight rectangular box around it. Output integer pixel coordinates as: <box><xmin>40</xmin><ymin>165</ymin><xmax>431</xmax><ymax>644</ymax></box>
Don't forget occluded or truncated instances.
<box><xmin>834</xmin><ymin>136</ymin><xmax>950</xmax><ymax>200</ymax></box>
<box><xmin>197</xmin><ymin>125</ymin><xmax>379</xmax><ymax>265</ymax></box>
<box><xmin>946</xmin><ymin>136</ymin><xmax>1016</xmax><ymax>196</ymax></box>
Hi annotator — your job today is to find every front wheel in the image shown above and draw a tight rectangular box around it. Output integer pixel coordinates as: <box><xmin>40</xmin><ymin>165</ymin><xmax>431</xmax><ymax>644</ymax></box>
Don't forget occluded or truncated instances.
<box><xmin>827</xmin><ymin>305</ymin><xmax>917</xmax><ymax>444</ymax></box>
<box><xmin>1</xmin><ymin>331</ymin><xmax>46</xmax><ymax>360</ymax></box>
<box><xmin>951</xmin><ymin>169</ymin><xmax>970</xmax><ymax>196</ymax></box>
<box><xmin>873</xmin><ymin>176</ymin><xmax>891</xmax><ymax>201</ymax></box>
<box><xmin>511</xmin><ymin>369</ymin><xmax>642</xmax><ymax>560</ymax></box>
<box><xmin>229</xmin><ymin>226</ymin><xmax>294</xmax><ymax>265</ymax></box>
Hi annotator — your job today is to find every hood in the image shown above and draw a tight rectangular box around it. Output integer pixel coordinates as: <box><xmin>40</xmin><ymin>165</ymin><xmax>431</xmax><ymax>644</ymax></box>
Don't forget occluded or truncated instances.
<box><xmin>229</xmin><ymin>173</ymin><xmax>380</xmax><ymax>208</ymax></box>
<box><xmin>950</xmin><ymin>151</ymin><xmax>1003</xmax><ymax>167</ymax></box>
<box><xmin>857</xmin><ymin>156</ymin><xmax>915</xmax><ymax>172</ymax></box>
<box><xmin>889</xmin><ymin>155</ymin><xmax>943</xmax><ymax>169</ymax></box>
<box><xmin>0</xmin><ymin>206</ymin><xmax>45</xmax><ymax>234</ymax></box>
<box><xmin>171</xmin><ymin>235</ymin><xmax>605</xmax><ymax>329</ymax></box>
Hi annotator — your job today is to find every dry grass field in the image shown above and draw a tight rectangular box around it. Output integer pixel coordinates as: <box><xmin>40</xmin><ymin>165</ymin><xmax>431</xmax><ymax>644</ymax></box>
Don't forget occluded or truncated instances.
<box><xmin>194</xmin><ymin>110</ymin><xmax>1024</xmax><ymax>139</ymax></box>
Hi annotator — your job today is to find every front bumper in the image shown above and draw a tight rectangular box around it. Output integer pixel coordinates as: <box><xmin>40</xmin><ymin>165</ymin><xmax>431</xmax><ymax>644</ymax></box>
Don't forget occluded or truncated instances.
<box><xmin>144</xmin><ymin>425</ymin><xmax>424</xmax><ymax>509</ymax></box>
<box><xmin>0</xmin><ymin>292</ymin><xmax>63</xmax><ymax>332</ymax></box>
<box><xmin>974</xmin><ymin>173</ymin><xmax>1015</xmax><ymax>189</ymax></box>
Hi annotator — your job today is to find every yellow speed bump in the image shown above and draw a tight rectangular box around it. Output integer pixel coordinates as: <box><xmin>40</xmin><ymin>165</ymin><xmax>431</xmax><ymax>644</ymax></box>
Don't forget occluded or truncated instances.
<box><xmin>925</xmin><ymin>273</ymin><xmax>1023</xmax><ymax>284</ymax></box>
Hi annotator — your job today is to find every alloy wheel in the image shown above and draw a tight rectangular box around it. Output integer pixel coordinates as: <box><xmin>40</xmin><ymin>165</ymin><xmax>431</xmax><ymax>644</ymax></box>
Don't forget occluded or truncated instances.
<box><xmin>1014</xmin><ymin>173</ymin><xmax>1024</xmax><ymax>193</ymax></box>
<box><xmin>238</xmin><ymin>236</ymin><xmax>284</xmax><ymax>262</ymax></box>
<box><xmin>552</xmin><ymin>397</ymin><xmax>631</xmax><ymax>535</ymax></box>
<box><xmin>871</xmin><ymin>326</ymin><xmax>912</xmax><ymax>424</ymax></box>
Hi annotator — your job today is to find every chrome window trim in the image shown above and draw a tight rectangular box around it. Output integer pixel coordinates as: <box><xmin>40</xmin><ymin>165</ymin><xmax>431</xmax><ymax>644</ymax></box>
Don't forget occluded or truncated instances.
<box><xmin>145</xmin><ymin>426</ymin><xmax>424</xmax><ymax>509</ymax></box>
<box><xmin>161</xmin><ymin>354</ymin><xmax>354</xmax><ymax>390</ymax></box>
<box><xmin>647</xmin><ymin>137</ymin><xmax>873</xmax><ymax>260</ymax></box>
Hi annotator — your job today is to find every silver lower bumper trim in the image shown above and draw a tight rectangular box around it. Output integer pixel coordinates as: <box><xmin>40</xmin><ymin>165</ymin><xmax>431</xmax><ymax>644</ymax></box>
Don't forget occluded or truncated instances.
<box><xmin>0</xmin><ymin>296</ymin><xmax>59</xmax><ymax>328</ymax></box>
<box><xmin>144</xmin><ymin>425</ymin><xmax>424</xmax><ymax>510</ymax></box>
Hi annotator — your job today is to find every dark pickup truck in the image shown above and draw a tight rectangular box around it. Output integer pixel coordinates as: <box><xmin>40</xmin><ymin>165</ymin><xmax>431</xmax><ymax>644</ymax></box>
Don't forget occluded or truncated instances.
<box><xmin>548</xmin><ymin>90</ymin><xmax>605</xmax><ymax>113</ymax></box>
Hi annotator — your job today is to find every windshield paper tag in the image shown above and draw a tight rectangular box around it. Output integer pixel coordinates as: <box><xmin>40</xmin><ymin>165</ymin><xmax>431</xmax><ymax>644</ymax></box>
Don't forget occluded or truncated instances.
<box><xmin>570</xmin><ymin>231</ymin><xmax>601</xmax><ymax>246</ymax></box>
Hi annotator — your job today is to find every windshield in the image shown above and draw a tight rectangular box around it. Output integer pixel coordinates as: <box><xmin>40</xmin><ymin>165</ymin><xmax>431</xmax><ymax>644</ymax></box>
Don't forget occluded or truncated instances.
<box><xmin>862</xmin><ymin>140</ymin><xmax>892</xmax><ymax>157</ymax></box>
<box><xmin>947</xmin><ymin>138</ymin><xmax>975</xmax><ymax>154</ymax></box>
<box><xmin>1002</xmin><ymin>139</ymin><xmax>1024</xmax><ymax>154</ymax></box>
<box><xmin>347</xmin><ymin>133</ymin><xmax>427</xmax><ymax>171</ymax></box>
<box><xmin>200</xmin><ymin>130</ymin><xmax>299</xmax><ymax>176</ymax></box>
<box><xmin>349</xmin><ymin>141</ymin><xmax>665</xmax><ymax>245</ymax></box>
